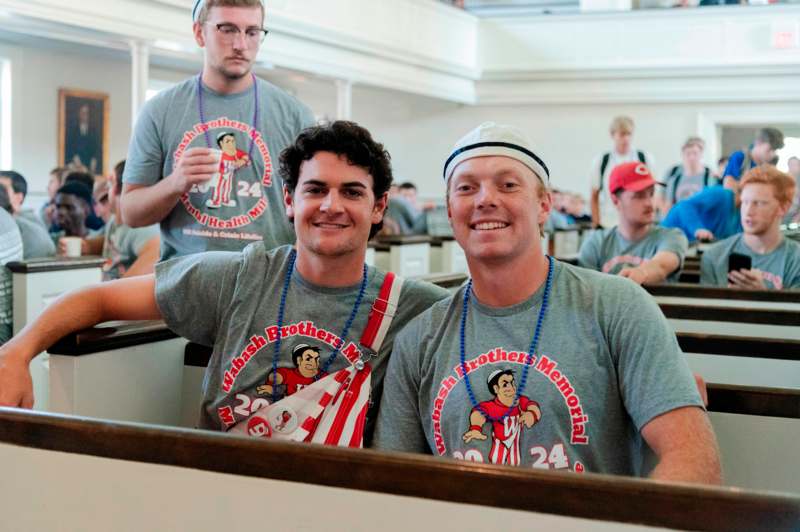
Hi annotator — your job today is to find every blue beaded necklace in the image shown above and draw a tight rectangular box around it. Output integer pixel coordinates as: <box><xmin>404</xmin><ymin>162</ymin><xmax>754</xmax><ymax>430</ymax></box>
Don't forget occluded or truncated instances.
<box><xmin>270</xmin><ymin>249</ymin><xmax>368</xmax><ymax>402</ymax></box>
<box><xmin>196</xmin><ymin>72</ymin><xmax>259</xmax><ymax>162</ymax></box>
<box><xmin>459</xmin><ymin>255</ymin><xmax>554</xmax><ymax>423</ymax></box>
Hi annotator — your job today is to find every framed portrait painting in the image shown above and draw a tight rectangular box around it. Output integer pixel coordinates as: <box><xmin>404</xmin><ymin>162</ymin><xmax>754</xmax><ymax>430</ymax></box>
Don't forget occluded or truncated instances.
<box><xmin>58</xmin><ymin>88</ymin><xmax>109</xmax><ymax>176</ymax></box>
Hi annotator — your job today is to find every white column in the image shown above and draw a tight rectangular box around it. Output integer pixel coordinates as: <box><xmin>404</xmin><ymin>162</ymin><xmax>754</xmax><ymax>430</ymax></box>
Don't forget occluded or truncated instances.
<box><xmin>335</xmin><ymin>79</ymin><xmax>353</xmax><ymax>121</ymax></box>
<box><xmin>130</xmin><ymin>40</ymin><xmax>150</xmax><ymax>127</ymax></box>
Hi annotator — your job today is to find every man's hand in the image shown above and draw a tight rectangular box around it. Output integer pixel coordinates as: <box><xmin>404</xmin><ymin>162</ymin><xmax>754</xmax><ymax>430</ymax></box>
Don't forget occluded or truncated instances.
<box><xmin>168</xmin><ymin>147</ymin><xmax>220</xmax><ymax>195</ymax></box>
<box><xmin>728</xmin><ymin>268</ymin><xmax>767</xmax><ymax>290</ymax></box>
<box><xmin>462</xmin><ymin>428</ymin><xmax>487</xmax><ymax>443</ymax></box>
<box><xmin>0</xmin><ymin>350</ymin><xmax>34</xmax><ymax>408</ymax></box>
<box><xmin>694</xmin><ymin>229</ymin><xmax>714</xmax><ymax>242</ymax></box>
<box><xmin>619</xmin><ymin>267</ymin><xmax>648</xmax><ymax>285</ymax></box>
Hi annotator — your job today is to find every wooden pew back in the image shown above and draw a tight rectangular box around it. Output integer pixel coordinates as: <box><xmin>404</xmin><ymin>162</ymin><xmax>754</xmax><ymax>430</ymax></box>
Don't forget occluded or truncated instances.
<box><xmin>1</xmin><ymin>408</ymin><xmax>798</xmax><ymax>531</ymax></box>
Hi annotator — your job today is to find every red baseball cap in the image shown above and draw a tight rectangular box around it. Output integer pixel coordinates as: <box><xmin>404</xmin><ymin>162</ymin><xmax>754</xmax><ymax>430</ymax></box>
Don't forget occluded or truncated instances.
<box><xmin>608</xmin><ymin>162</ymin><xmax>662</xmax><ymax>194</ymax></box>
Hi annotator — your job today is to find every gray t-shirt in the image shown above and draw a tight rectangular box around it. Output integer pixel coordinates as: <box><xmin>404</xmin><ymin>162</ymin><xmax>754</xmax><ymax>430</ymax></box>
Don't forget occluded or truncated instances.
<box><xmin>662</xmin><ymin>166</ymin><xmax>713</xmax><ymax>205</ymax></box>
<box><xmin>16</xmin><ymin>216</ymin><xmax>55</xmax><ymax>259</ymax></box>
<box><xmin>102</xmin><ymin>215</ymin><xmax>159</xmax><ymax>280</ymax></box>
<box><xmin>578</xmin><ymin>225</ymin><xmax>688</xmax><ymax>282</ymax></box>
<box><xmin>155</xmin><ymin>243</ymin><xmax>449</xmax><ymax>437</ymax></box>
<box><xmin>700</xmin><ymin>234</ymin><xmax>800</xmax><ymax>289</ymax></box>
<box><xmin>124</xmin><ymin>76</ymin><xmax>315</xmax><ymax>260</ymax></box>
<box><xmin>0</xmin><ymin>210</ymin><xmax>22</xmax><ymax>344</ymax></box>
<box><xmin>386</xmin><ymin>197</ymin><xmax>426</xmax><ymax>235</ymax></box>
<box><xmin>374</xmin><ymin>261</ymin><xmax>702</xmax><ymax>476</ymax></box>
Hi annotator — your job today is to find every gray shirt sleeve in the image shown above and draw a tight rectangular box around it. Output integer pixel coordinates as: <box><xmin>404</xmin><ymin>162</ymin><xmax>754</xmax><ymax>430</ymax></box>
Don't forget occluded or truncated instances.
<box><xmin>373</xmin><ymin>315</ymin><xmax>433</xmax><ymax>453</ymax></box>
<box><xmin>603</xmin><ymin>280</ymin><xmax>703</xmax><ymax>430</ymax></box>
<box><xmin>782</xmin><ymin>242</ymin><xmax>800</xmax><ymax>289</ymax></box>
<box><xmin>123</xmin><ymin>224</ymin><xmax>160</xmax><ymax>256</ymax></box>
<box><xmin>655</xmin><ymin>228</ymin><xmax>688</xmax><ymax>269</ymax></box>
<box><xmin>577</xmin><ymin>230</ymin><xmax>602</xmax><ymax>270</ymax></box>
<box><xmin>699</xmin><ymin>242</ymin><xmax>727</xmax><ymax>287</ymax></box>
<box><xmin>123</xmin><ymin>97</ymin><xmax>166</xmax><ymax>186</ymax></box>
<box><xmin>17</xmin><ymin>217</ymin><xmax>56</xmax><ymax>259</ymax></box>
<box><xmin>154</xmin><ymin>251</ymin><xmax>243</xmax><ymax>346</ymax></box>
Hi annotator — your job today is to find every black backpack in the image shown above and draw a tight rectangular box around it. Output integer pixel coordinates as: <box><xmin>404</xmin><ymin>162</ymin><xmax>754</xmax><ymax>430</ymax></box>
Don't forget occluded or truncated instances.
<box><xmin>666</xmin><ymin>165</ymin><xmax>712</xmax><ymax>204</ymax></box>
<box><xmin>599</xmin><ymin>150</ymin><xmax>646</xmax><ymax>192</ymax></box>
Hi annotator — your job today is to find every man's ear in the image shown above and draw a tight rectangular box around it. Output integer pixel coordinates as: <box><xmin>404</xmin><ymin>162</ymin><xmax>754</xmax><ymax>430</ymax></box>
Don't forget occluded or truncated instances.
<box><xmin>193</xmin><ymin>22</ymin><xmax>205</xmax><ymax>48</ymax></box>
<box><xmin>537</xmin><ymin>187</ymin><xmax>553</xmax><ymax>227</ymax></box>
<box><xmin>372</xmin><ymin>191</ymin><xmax>388</xmax><ymax>225</ymax></box>
<box><xmin>284</xmin><ymin>185</ymin><xmax>295</xmax><ymax>221</ymax></box>
<box><xmin>610</xmin><ymin>191</ymin><xmax>622</xmax><ymax>208</ymax></box>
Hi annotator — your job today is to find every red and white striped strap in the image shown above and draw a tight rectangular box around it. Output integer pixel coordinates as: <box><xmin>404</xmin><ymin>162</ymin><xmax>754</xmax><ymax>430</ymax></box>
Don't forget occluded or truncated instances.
<box><xmin>359</xmin><ymin>272</ymin><xmax>404</xmax><ymax>353</ymax></box>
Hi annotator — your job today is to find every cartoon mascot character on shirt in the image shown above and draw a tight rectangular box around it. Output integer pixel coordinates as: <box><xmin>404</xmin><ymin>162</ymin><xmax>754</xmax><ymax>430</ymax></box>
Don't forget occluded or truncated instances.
<box><xmin>257</xmin><ymin>344</ymin><xmax>328</xmax><ymax>400</ymax></box>
<box><xmin>206</xmin><ymin>131</ymin><xmax>251</xmax><ymax>209</ymax></box>
<box><xmin>462</xmin><ymin>368</ymin><xmax>542</xmax><ymax>466</ymax></box>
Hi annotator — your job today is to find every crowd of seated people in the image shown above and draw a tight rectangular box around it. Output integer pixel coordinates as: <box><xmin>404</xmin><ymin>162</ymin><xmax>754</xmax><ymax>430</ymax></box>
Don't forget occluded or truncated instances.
<box><xmin>0</xmin><ymin>161</ymin><xmax>160</xmax><ymax>280</ymax></box>
<box><xmin>541</xmin><ymin>118</ymin><xmax>799</xmax><ymax>291</ymax></box>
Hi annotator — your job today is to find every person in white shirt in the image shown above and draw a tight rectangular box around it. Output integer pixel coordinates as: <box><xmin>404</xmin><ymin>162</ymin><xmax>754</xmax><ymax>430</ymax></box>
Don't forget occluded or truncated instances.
<box><xmin>589</xmin><ymin>116</ymin><xmax>655</xmax><ymax>229</ymax></box>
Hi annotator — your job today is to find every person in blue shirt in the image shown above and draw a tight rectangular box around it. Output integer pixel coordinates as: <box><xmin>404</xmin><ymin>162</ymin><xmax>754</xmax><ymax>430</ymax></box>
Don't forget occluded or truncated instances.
<box><xmin>661</xmin><ymin>182</ymin><xmax>742</xmax><ymax>243</ymax></box>
<box><xmin>722</xmin><ymin>128</ymin><xmax>783</xmax><ymax>191</ymax></box>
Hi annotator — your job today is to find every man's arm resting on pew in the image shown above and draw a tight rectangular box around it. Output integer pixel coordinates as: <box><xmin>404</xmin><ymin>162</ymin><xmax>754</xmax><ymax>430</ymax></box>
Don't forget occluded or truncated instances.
<box><xmin>641</xmin><ymin>405</ymin><xmax>722</xmax><ymax>485</ymax></box>
<box><xmin>0</xmin><ymin>275</ymin><xmax>162</xmax><ymax>407</ymax></box>
<box><xmin>620</xmin><ymin>251</ymin><xmax>680</xmax><ymax>285</ymax></box>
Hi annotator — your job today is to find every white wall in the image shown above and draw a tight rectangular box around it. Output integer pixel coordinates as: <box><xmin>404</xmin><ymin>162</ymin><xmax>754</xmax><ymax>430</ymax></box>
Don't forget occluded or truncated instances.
<box><xmin>349</xmin><ymin>88</ymin><xmax>799</xmax><ymax>199</ymax></box>
<box><xmin>5</xmin><ymin>38</ymin><xmax>798</xmax><ymax>203</ymax></box>
<box><xmin>0</xmin><ymin>41</ymin><xmax>132</xmax><ymax>193</ymax></box>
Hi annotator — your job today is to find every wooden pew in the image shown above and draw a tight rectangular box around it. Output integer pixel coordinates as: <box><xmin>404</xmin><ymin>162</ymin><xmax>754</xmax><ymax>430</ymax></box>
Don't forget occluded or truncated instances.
<box><xmin>706</xmin><ymin>383</ymin><xmax>800</xmax><ymax>493</ymax></box>
<box><xmin>42</xmin><ymin>320</ymin><xmax>187</xmax><ymax>424</ymax></box>
<box><xmin>8</xmin><ymin>256</ymin><xmax>105</xmax><ymax>334</ymax></box>
<box><xmin>8</xmin><ymin>257</ymin><xmax>106</xmax><ymax>410</ymax></box>
<box><xmin>373</xmin><ymin>235</ymin><xmax>432</xmax><ymax>277</ymax></box>
<box><xmin>646</xmin><ymin>283</ymin><xmax>800</xmax><ymax>311</ymax></box>
<box><xmin>676</xmin><ymin>332</ymin><xmax>800</xmax><ymax>390</ymax></box>
<box><xmin>658</xmin><ymin>301</ymin><xmax>800</xmax><ymax>340</ymax></box>
<box><xmin>1</xmin><ymin>408</ymin><xmax>797</xmax><ymax>531</ymax></box>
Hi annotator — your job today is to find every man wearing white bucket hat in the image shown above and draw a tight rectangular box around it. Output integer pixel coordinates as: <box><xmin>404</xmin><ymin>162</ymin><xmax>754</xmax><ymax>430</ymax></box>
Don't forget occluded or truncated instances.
<box><xmin>375</xmin><ymin>122</ymin><xmax>721</xmax><ymax>483</ymax></box>
<box><xmin>121</xmin><ymin>0</ymin><xmax>315</xmax><ymax>260</ymax></box>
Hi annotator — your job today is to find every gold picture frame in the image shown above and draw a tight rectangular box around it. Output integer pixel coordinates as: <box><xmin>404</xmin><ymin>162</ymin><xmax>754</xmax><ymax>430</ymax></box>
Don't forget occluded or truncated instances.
<box><xmin>58</xmin><ymin>88</ymin><xmax>109</xmax><ymax>176</ymax></box>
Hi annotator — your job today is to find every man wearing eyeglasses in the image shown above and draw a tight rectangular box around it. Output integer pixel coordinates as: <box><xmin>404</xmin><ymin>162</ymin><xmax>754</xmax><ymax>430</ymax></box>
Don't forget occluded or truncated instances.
<box><xmin>121</xmin><ymin>0</ymin><xmax>315</xmax><ymax>260</ymax></box>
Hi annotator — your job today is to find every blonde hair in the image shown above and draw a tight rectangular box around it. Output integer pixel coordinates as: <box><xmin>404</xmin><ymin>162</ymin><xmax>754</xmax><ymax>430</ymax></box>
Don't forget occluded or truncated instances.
<box><xmin>609</xmin><ymin>116</ymin><xmax>634</xmax><ymax>135</ymax></box>
<box><xmin>682</xmin><ymin>136</ymin><xmax>705</xmax><ymax>151</ymax></box>
<box><xmin>740</xmin><ymin>165</ymin><xmax>796</xmax><ymax>207</ymax></box>
<box><xmin>197</xmin><ymin>0</ymin><xmax>264</xmax><ymax>24</ymax></box>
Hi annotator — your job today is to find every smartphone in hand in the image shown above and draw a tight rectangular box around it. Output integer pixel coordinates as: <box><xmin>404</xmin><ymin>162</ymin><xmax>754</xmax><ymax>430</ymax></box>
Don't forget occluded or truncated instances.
<box><xmin>728</xmin><ymin>252</ymin><xmax>752</xmax><ymax>273</ymax></box>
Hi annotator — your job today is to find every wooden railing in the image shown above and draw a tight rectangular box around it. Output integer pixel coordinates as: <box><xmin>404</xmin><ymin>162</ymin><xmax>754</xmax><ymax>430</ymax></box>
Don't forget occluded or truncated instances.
<box><xmin>48</xmin><ymin>320</ymin><xmax>178</xmax><ymax>356</ymax></box>
<box><xmin>646</xmin><ymin>284</ymin><xmax>800</xmax><ymax>303</ymax></box>
<box><xmin>660</xmin><ymin>303</ymin><xmax>800</xmax><ymax>326</ymax></box>
<box><xmin>0</xmin><ymin>408</ymin><xmax>797</xmax><ymax>531</ymax></box>
<box><xmin>676</xmin><ymin>333</ymin><xmax>800</xmax><ymax>361</ymax></box>
<box><xmin>7</xmin><ymin>256</ymin><xmax>106</xmax><ymax>274</ymax></box>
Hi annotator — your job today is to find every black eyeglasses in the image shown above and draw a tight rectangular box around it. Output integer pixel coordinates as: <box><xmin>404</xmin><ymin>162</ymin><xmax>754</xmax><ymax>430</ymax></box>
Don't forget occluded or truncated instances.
<box><xmin>211</xmin><ymin>23</ymin><xmax>269</xmax><ymax>45</ymax></box>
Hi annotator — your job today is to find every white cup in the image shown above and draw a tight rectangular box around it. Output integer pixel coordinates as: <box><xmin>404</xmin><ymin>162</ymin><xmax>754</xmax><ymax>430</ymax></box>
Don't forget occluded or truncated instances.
<box><xmin>209</xmin><ymin>148</ymin><xmax>223</xmax><ymax>179</ymax></box>
<box><xmin>61</xmin><ymin>237</ymin><xmax>82</xmax><ymax>258</ymax></box>
<box><xmin>197</xmin><ymin>148</ymin><xmax>223</xmax><ymax>194</ymax></box>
